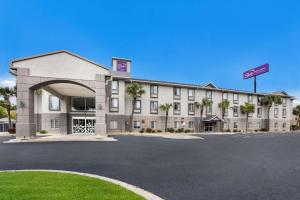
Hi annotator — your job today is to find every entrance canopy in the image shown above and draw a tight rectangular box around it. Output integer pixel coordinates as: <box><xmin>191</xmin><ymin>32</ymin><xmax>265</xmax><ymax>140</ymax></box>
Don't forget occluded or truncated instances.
<box><xmin>202</xmin><ymin>115</ymin><xmax>224</xmax><ymax>122</ymax></box>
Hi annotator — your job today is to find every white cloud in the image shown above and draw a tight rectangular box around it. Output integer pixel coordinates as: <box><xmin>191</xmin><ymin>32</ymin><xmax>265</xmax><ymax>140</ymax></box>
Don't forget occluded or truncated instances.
<box><xmin>288</xmin><ymin>90</ymin><xmax>300</xmax><ymax>106</ymax></box>
<box><xmin>0</xmin><ymin>79</ymin><xmax>16</xmax><ymax>88</ymax></box>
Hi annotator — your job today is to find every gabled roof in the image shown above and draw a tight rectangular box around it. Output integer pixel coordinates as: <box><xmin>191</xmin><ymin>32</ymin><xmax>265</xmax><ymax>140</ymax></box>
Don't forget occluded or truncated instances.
<box><xmin>10</xmin><ymin>50</ymin><xmax>109</xmax><ymax>70</ymax></box>
<box><xmin>203</xmin><ymin>82</ymin><xmax>218</xmax><ymax>89</ymax></box>
<box><xmin>202</xmin><ymin>115</ymin><xmax>224</xmax><ymax>122</ymax></box>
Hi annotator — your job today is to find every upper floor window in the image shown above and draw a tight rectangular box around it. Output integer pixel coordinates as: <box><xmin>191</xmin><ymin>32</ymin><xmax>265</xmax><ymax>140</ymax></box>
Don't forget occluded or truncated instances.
<box><xmin>188</xmin><ymin>103</ymin><xmax>195</xmax><ymax>115</ymax></box>
<box><xmin>206</xmin><ymin>90</ymin><xmax>212</xmax><ymax>99</ymax></box>
<box><xmin>71</xmin><ymin>97</ymin><xmax>95</xmax><ymax>112</ymax></box>
<box><xmin>282</xmin><ymin>108</ymin><xmax>287</xmax><ymax>118</ymax></box>
<box><xmin>49</xmin><ymin>95</ymin><xmax>61</xmax><ymax>111</ymax></box>
<box><xmin>257</xmin><ymin>96</ymin><xmax>263</xmax><ymax>106</ymax></box>
<box><xmin>150</xmin><ymin>101</ymin><xmax>158</xmax><ymax>114</ymax></box>
<box><xmin>173</xmin><ymin>102</ymin><xmax>181</xmax><ymax>115</ymax></box>
<box><xmin>257</xmin><ymin>107</ymin><xmax>262</xmax><ymax>118</ymax></box>
<box><xmin>188</xmin><ymin>89</ymin><xmax>195</xmax><ymax>101</ymax></box>
<box><xmin>150</xmin><ymin>85</ymin><xmax>158</xmax><ymax>98</ymax></box>
<box><xmin>274</xmin><ymin>108</ymin><xmax>279</xmax><ymax>118</ymax></box>
<box><xmin>282</xmin><ymin>98</ymin><xmax>287</xmax><ymax>107</ymax></box>
<box><xmin>109</xmin><ymin>98</ymin><xmax>119</xmax><ymax>112</ymax></box>
<box><xmin>222</xmin><ymin>92</ymin><xmax>228</xmax><ymax>100</ymax></box>
<box><xmin>134</xmin><ymin>100</ymin><xmax>141</xmax><ymax>113</ymax></box>
<box><xmin>206</xmin><ymin>105</ymin><xmax>212</xmax><ymax>115</ymax></box>
<box><xmin>174</xmin><ymin>87</ymin><xmax>181</xmax><ymax>99</ymax></box>
<box><xmin>111</xmin><ymin>80</ymin><xmax>119</xmax><ymax>94</ymax></box>
<box><xmin>233</xmin><ymin>106</ymin><xmax>239</xmax><ymax>117</ymax></box>
<box><xmin>248</xmin><ymin>95</ymin><xmax>253</xmax><ymax>103</ymax></box>
<box><xmin>233</xmin><ymin>93</ymin><xmax>239</xmax><ymax>104</ymax></box>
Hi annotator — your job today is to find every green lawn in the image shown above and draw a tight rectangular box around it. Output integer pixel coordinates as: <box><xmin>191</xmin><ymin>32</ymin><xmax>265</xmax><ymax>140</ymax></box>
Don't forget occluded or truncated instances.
<box><xmin>0</xmin><ymin>171</ymin><xmax>145</xmax><ymax>200</ymax></box>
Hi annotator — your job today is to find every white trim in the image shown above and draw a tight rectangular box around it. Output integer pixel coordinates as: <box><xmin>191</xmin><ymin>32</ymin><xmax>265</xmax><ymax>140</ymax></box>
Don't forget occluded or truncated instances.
<box><xmin>72</xmin><ymin>117</ymin><xmax>96</xmax><ymax>135</ymax></box>
<box><xmin>0</xmin><ymin>169</ymin><xmax>163</xmax><ymax>200</ymax></box>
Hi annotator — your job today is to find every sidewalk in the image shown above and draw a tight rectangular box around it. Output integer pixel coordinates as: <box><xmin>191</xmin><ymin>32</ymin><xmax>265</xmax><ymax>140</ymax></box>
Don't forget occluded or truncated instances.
<box><xmin>3</xmin><ymin>133</ymin><xmax>117</xmax><ymax>143</ymax></box>
<box><xmin>110</xmin><ymin>132</ymin><xmax>204</xmax><ymax>140</ymax></box>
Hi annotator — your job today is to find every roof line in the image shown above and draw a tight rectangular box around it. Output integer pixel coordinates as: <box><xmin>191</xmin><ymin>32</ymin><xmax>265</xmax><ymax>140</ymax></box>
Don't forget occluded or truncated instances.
<box><xmin>10</xmin><ymin>50</ymin><xmax>110</xmax><ymax>71</ymax></box>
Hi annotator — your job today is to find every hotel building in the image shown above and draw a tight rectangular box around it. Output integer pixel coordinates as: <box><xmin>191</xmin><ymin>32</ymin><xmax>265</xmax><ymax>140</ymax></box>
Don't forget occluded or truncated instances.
<box><xmin>10</xmin><ymin>50</ymin><xmax>294</xmax><ymax>138</ymax></box>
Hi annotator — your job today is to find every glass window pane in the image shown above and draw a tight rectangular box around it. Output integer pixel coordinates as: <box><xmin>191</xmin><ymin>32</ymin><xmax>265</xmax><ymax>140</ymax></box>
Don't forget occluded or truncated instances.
<box><xmin>49</xmin><ymin>95</ymin><xmax>60</xmax><ymax>111</ymax></box>
<box><xmin>71</xmin><ymin>97</ymin><xmax>85</xmax><ymax>111</ymax></box>
<box><xmin>86</xmin><ymin>98</ymin><xmax>95</xmax><ymax>111</ymax></box>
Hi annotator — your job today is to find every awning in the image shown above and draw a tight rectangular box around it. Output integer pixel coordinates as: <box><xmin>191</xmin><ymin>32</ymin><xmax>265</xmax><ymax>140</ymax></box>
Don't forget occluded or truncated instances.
<box><xmin>202</xmin><ymin>115</ymin><xmax>224</xmax><ymax>122</ymax></box>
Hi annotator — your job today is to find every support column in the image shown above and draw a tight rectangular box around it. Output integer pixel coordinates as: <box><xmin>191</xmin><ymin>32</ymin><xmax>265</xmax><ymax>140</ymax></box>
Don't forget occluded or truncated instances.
<box><xmin>16</xmin><ymin>69</ymin><xmax>36</xmax><ymax>139</ymax></box>
<box><xmin>94</xmin><ymin>74</ymin><xmax>107</xmax><ymax>136</ymax></box>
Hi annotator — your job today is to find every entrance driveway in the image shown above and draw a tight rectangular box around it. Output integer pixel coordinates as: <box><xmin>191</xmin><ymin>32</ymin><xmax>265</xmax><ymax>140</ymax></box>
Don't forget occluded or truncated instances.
<box><xmin>1</xmin><ymin>133</ymin><xmax>300</xmax><ymax>200</ymax></box>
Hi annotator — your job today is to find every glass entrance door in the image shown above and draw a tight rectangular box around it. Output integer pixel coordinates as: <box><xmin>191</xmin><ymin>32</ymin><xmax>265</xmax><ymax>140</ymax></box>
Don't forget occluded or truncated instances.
<box><xmin>204</xmin><ymin>122</ymin><xmax>214</xmax><ymax>132</ymax></box>
<box><xmin>72</xmin><ymin>117</ymin><xmax>95</xmax><ymax>134</ymax></box>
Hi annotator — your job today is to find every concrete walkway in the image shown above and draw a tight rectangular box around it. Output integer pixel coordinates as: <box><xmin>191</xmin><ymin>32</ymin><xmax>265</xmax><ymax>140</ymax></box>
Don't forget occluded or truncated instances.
<box><xmin>4</xmin><ymin>133</ymin><xmax>117</xmax><ymax>143</ymax></box>
<box><xmin>110</xmin><ymin>132</ymin><xmax>204</xmax><ymax>140</ymax></box>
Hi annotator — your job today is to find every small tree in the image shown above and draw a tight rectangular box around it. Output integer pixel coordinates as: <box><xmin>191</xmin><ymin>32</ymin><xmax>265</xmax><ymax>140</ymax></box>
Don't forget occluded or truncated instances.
<box><xmin>240</xmin><ymin>102</ymin><xmax>255</xmax><ymax>132</ymax></box>
<box><xmin>293</xmin><ymin>105</ymin><xmax>300</xmax><ymax>127</ymax></box>
<box><xmin>218</xmin><ymin>99</ymin><xmax>230</xmax><ymax>131</ymax></box>
<box><xmin>160</xmin><ymin>103</ymin><xmax>173</xmax><ymax>132</ymax></box>
<box><xmin>0</xmin><ymin>86</ymin><xmax>16</xmax><ymax>129</ymax></box>
<box><xmin>261</xmin><ymin>95</ymin><xmax>282</xmax><ymax>131</ymax></box>
<box><xmin>126</xmin><ymin>83</ymin><xmax>145</xmax><ymax>132</ymax></box>
<box><xmin>195</xmin><ymin>98</ymin><xmax>213</xmax><ymax>132</ymax></box>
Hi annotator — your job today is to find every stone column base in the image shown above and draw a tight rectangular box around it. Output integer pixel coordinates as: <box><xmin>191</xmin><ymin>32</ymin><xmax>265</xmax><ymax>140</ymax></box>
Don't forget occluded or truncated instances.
<box><xmin>95</xmin><ymin>123</ymin><xmax>107</xmax><ymax>136</ymax></box>
<box><xmin>16</xmin><ymin>123</ymin><xmax>36</xmax><ymax>139</ymax></box>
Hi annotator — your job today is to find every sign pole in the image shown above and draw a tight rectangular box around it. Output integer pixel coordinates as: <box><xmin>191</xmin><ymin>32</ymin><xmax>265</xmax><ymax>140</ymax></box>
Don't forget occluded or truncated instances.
<box><xmin>254</xmin><ymin>76</ymin><xmax>257</xmax><ymax>93</ymax></box>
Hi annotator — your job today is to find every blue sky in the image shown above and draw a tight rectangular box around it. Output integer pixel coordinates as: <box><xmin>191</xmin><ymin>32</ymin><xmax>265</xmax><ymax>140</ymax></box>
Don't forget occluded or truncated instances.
<box><xmin>1</xmin><ymin>0</ymin><xmax>300</xmax><ymax>101</ymax></box>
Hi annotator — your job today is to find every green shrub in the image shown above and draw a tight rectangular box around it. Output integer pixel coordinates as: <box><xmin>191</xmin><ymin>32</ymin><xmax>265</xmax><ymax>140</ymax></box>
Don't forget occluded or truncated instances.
<box><xmin>184</xmin><ymin>129</ymin><xmax>191</xmax><ymax>133</ymax></box>
<box><xmin>145</xmin><ymin>128</ymin><xmax>152</xmax><ymax>133</ymax></box>
<box><xmin>167</xmin><ymin>128</ymin><xmax>174</xmax><ymax>133</ymax></box>
<box><xmin>39</xmin><ymin>130</ymin><xmax>48</xmax><ymax>134</ymax></box>
<box><xmin>157</xmin><ymin>129</ymin><xmax>162</xmax><ymax>133</ymax></box>
<box><xmin>226</xmin><ymin>129</ymin><xmax>231</xmax><ymax>132</ymax></box>
<box><xmin>152</xmin><ymin>130</ymin><xmax>156</xmax><ymax>133</ymax></box>
<box><xmin>176</xmin><ymin>128</ymin><xmax>184</xmax><ymax>133</ymax></box>
<box><xmin>8</xmin><ymin>128</ymin><xmax>16</xmax><ymax>134</ymax></box>
<box><xmin>260</xmin><ymin>128</ymin><xmax>267</xmax><ymax>132</ymax></box>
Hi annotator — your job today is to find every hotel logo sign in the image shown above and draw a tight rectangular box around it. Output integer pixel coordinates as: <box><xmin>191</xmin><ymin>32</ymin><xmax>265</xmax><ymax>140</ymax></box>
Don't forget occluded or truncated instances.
<box><xmin>116</xmin><ymin>60</ymin><xmax>128</xmax><ymax>72</ymax></box>
<box><xmin>243</xmin><ymin>64</ymin><xmax>269</xmax><ymax>79</ymax></box>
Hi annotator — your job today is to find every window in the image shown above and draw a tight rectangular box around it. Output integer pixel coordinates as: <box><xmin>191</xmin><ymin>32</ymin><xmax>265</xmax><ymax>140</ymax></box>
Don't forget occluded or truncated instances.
<box><xmin>282</xmin><ymin>108</ymin><xmax>287</xmax><ymax>118</ymax></box>
<box><xmin>206</xmin><ymin>105</ymin><xmax>212</xmax><ymax>115</ymax></box>
<box><xmin>233</xmin><ymin>93</ymin><xmax>239</xmax><ymax>104</ymax></box>
<box><xmin>248</xmin><ymin>95</ymin><xmax>253</xmax><ymax>103</ymax></box>
<box><xmin>50</xmin><ymin>119</ymin><xmax>59</xmax><ymax>128</ymax></box>
<box><xmin>49</xmin><ymin>95</ymin><xmax>60</xmax><ymax>111</ymax></box>
<box><xmin>257</xmin><ymin>107</ymin><xmax>262</xmax><ymax>118</ymax></box>
<box><xmin>188</xmin><ymin>121</ymin><xmax>194</xmax><ymax>129</ymax></box>
<box><xmin>110</xmin><ymin>121</ymin><xmax>118</xmax><ymax>129</ymax></box>
<box><xmin>134</xmin><ymin>100</ymin><xmax>141</xmax><ymax>113</ymax></box>
<box><xmin>257</xmin><ymin>96</ymin><xmax>263</xmax><ymax>106</ymax></box>
<box><xmin>233</xmin><ymin>122</ymin><xmax>238</xmax><ymax>129</ymax></box>
<box><xmin>150</xmin><ymin>121</ymin><xmax>157</xmax><ymax>129</ymax></box>
<box><xmin>222</xmin><ymin>92</ymin><xmax>228</xmax><ymax>100</ymax></box>
<box><xmin>233</xmin><ymin>106</ymin><xmax>239</xmax><ymax>117</ymax></box>
<box><xmin>173</xmin><ymin>102</ymin><xmax>181</xmax><ymax>115</ymax></box>
<box><xmin>174</xmin><ymin>121</ymin><xmax>180</xmax><ymax>129</ymax></box>
<box><xmin>111</xmin><ymin>80</ymin><xmax>119</xmax><ymax>94</ymax></box>
<box><xmin>150</xmin><ymin>101</ymin><xmax>158</xmax><ymax>114</ymax></box>
<box><xmin>133</xmin><ymin>121</ymin><xmax>141</xmax><ymax>128</ymax></box>
<box><xmin>110</xmin><ymin>98</ymin><xmax>119</xmax><ymax>112</ymax></box>
<box><xmin>150</xmin><ymin>85</ymin><xmax>158</xmax><ymax>98</ymax></box>
<box><xmin>188</xmin><ymin>89</ymin><xmax>195</xmax><ymax>100</ymax></box>
<box><xmin>206</xmin><ymin>90</ymin><xmax>212</xmax><ymax>99</ymax></box>
<box><xmin>282</xmin><ymin>98</ymin><xmax>287</xmax><ymax>107</ymax></box>
<box><xmin>274</xmin><ymin>122</ymin><xmax>278</xmax><ymax>128</ymax></box>
<box><xmin>188</xmin><ymin>103</ymin><xmax>195</xmax><ymax>115</ymax></box>
<box><xmin>274</xmin><ymin>108</ymin><xmax>279</xmax><ymax>118</ymax></box>
<box><xmin>71</xmin><ymin>97</ymin><xmax>95</xmax><ymax>111</ymax></box>
<box><xmin>174</xmin><ymin>87</ymin><xmax>181</xmax><ymax>99</ymax></box>
<box><xmin>283</xmin><ymin>123</ymin><xmax>286</xmax><ymax>129</ymax></box>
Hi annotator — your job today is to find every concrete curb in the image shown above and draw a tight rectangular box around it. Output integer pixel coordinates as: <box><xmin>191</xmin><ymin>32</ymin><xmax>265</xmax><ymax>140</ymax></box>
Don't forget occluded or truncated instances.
<box><xmin>0</xmin><ymin>169</ymin><xmax>164</xmax><ymax>200</ymax></box>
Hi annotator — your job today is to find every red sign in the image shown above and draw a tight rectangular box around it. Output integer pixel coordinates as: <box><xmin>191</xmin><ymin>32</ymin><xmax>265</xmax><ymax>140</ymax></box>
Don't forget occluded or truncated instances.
<box><xmin>243</xmin><ymin>64</ymin><xmax>269</xmax><ymax>79</ymax></box>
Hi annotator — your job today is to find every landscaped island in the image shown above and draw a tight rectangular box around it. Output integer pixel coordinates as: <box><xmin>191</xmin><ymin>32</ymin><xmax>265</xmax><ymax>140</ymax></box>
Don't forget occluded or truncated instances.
<box><xmin>0</xmin><ymin>171</ymin><xmax>145</xmax><ymax>200</ymax></box>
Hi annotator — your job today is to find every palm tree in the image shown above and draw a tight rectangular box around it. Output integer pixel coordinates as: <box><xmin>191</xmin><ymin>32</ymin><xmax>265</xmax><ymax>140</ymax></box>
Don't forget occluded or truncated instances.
<box><xmin>293</xmin><ymin>105</ymin><xmax>300</xmax><ymax>127</ymax></box>
<box><xmin>195</xmin><ymin>98</ymin><xmax>213</xmax><ymax>132</ymax></box>
<box><xmin>240</xmin><ymin>102</ymin><xmax>255</xmax><ymax>132</ymax></box>
<box><xmin>218</xmin><ymin>99</ymin><xmax>230</xmax><ymax>131</ymax></box>
<box><xmin>261</xmin><ymin>95</ymin><xmax>282</xmax><ymax>131</ymax></box>
<box><xmin>159</xmin><ymin>103</ymin><xmax>172</xmax><ymax>132</ymax></box>
<box><xmin>0</xmin><ymin>86</ymin><xmax>16</xmax><ymax>129</ymax></box>
<box><xmin>126</xmin><ymin>83</ymin><xmax>145</xmax><ymax>132</ymax></box>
